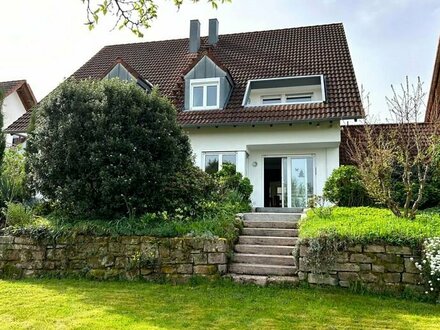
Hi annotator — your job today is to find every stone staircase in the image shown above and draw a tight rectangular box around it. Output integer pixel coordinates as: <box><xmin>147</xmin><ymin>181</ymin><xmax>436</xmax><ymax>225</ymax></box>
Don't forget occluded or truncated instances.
<box><xmin>228</xmin><ymin>211</ymin><xmax>302</xmax><ymax>286</ymax></box>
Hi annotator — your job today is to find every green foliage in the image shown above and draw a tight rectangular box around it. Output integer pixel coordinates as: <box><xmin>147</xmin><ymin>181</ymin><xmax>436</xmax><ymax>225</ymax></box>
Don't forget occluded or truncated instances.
<box><xmin>216</xmin><ymin>164</ymin><xmax>253</xmax><ymax>203</ymax></box>
<box><xmin>300</xmin><ymin>207</ymin><xmax>440</xmax><ymax>247</ymax></box>
<box><xmin>323</xmin><ymin>166</ymin><xmax>372</xmax><ymax>207</ymax></box>
<box><xmin>415</xmin><ymin>238</ymin><xmax>440</xmax><ymax>303</ymax></box>
<box><xmin>304</xmin><ymin>235</ymin><xmax>346</xmax><ymax>274</ymax></box>
<box><xmin>5</xmin><ymin>202</ymin><xmax>34</xmax><ymax>227</ymax></box>
<box><xmin>0</xmin><ymin>146</ymin><xmax>28</xmax><ymax>203</ymax></box>
<box><xmin>308</xmin><ymin>195</ymin><xmax>333</xmax><ymax>219</ymax></box>
<box><xmin>0</xmin><ymin>89</ymin><xmax>5</xmax><ymax>167</ymax></box>
<box><xmin>27</xmin><ymin>79</ymin><xmax>192</xmax><ymax>219</ymax></box>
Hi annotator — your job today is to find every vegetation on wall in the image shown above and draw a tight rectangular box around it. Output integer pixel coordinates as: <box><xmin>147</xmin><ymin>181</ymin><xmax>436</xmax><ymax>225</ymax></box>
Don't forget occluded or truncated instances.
<box><xmin>0</xmin><ymin>89</ymin><xmax>5</xmax><ymax>167</ymax></box>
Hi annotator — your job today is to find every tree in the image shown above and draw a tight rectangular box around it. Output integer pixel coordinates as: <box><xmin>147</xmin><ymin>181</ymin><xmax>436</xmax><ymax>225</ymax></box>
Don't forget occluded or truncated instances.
<box><xmin>347</xmin><ymin>77</ymin><xmax>439</xmax><ymax>219</ymax></box>
<box><xmin>27</xmin><ymin>78</ymin><xmax>193</xmax><ymax>218</ymax></box>
<box><xmin>82</xmin><ymin>0</ymin><xmax>231</xmax><ymax>37</ymax></box>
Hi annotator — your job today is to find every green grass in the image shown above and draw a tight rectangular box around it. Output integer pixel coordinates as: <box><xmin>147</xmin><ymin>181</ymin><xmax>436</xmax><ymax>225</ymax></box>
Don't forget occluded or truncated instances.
<box><xmin>0</xmin><ymin>278</ymin><xmax>439</xmax><ymax>329</ymax></box>
<box><xmin>300</xmin><ymin>207</ymin><xmax>440</xmax><ymax>246</ymax></box>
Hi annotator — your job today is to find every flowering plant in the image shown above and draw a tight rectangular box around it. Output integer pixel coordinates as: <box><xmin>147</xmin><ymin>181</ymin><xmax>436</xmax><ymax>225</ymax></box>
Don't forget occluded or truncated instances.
<box><xmin>415</xmin><ymin>237</ymin><xmax>440</xmax><ymax>302</ymax></box>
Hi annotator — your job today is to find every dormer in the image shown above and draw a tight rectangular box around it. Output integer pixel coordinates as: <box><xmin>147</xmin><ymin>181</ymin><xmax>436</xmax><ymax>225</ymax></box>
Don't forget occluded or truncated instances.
<box><xmin>242</xmin><ymin>75</ymin><xmax>326</xmax><ymax>107</ymax></box>
<box><xmin>184</xmin><ymin>55</ymin><xmax>233</xmax><ymax>111</ymax></box>
<box><xmin>104</xmin><ymin>58</ymin><xmax>152</xmax><ymax>91</ymax></box>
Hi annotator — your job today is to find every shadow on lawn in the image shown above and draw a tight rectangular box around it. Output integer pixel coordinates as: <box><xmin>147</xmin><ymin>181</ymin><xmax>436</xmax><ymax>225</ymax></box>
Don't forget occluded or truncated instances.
<box><xmin>6</xmin><ymin>278</ymin><xmax>440</xmax><ymax>329</ymax></box>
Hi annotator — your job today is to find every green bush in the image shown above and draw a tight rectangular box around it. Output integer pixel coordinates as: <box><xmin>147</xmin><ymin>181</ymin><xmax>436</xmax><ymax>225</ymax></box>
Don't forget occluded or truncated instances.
<box><xmin>216</xmin><ymin>164</ymin><xmax>253</xmax><ymax>203</ymax></box>
<box><xmin>5</xmin><ymin>202</ymin><xmax>34</xmax><ymax>227</ymax></box>
<box><xmin>27</xmin><ymin>79</ymin><xmax>192</xmax><ymax>218</ymax></box>
<box><xmin>323</xmin><ymin>166</ymin><xmax>372</xmax><ymax>207</ymax></box>
<box><xmin>0</xmin><ymin>146</ymin><xmax>28</xmax><ymax>203</ymax></box>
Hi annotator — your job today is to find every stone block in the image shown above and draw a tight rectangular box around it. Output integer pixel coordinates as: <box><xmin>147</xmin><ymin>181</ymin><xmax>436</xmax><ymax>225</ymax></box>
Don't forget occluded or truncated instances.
<box><xmin>386</xmin><ymin>246</ymin><xmax>412</xmax><ymax>255</ymax></box>
<box><xmin>158</xmin><ymin>245</ymin><xmax>170</xmax><ymax>259</ymax></box>
<box><xmin>160</xmin><ymin>265</ymin><xmax>177</xmax><ymax>274</ymax></box>
<box><xmin>14</xmin><ymin>237</ymin><xmax>35</xmax><ymax>245</ymax></box>
<box><xmin>0</xmin><ymin>236</ymin><xmax>14</xmax><ymax>244</ymax></box>
<box><xmin>332</xmin><ymin>263</ymin><xmax>360</xmax><ymax>272</ymax></box>
<box><xmin>217</xmin><ymin>264</ymin><xmax>227</xmax><ymax>274</ymax></box>
<box><xmin>338</xmin><ymin>272</ymin><xmax>360</xmax><ymax>282</ymax></box>
<box><xmin>298</xmin><ymin>258</ymin><xmax>311</xmax><ymax>272</ymax></box>
<box><xmin>298</xmin><ymin>271</ymin><xmax>307</xmax><ymax>281</ymax></box>
<box><xmin>308</xmin><ymin>273</ymin><xmax>338</xmax><ymax>286</ymax></box>
<box><xmin>372</xmin><ymin>264</ymin><xmax>385</xmax><ymax>273</ymax></box>
<box><xmin>359</xmin><ymin>263</ymin><xmax>371</xmax><ymax>271</ymax></box>
<box><xmin>360</xmin><ymin>272</ymin><xmax>378</xmax><ymax>283</ymax></box>
<box><xmin>402</xmin><ymin>273</ymin><xmax>421</xmax><ymax>284</ymax></box>
<box><xmin>384</xmin><ymin>263</ymin><xmax>404</xmax><ymax>273</ymax></box>
<box><xmin>404</xmin><ymin>258</ymin><xmax>419</xmax><ymax>273</ymax></box>
<box><xmin>208</xmin><ymin>253</ymin><xmax>226</xmax><ymax>264</ymax></box>
<box><xmin>350</xmin><ymin>254</ymin><xmax>373</xmax><ymax>263</ymax></box>
<box><xmin>299</xmin><ymin>246</ymin><xmax>309</xmax><ymax>257</ymax></box>
<box><xmin>192</xmin><ymin>253</ymin><xmax>207</xmax><ymax>265</ymax></box>
<box><xmin>203</xmin><ymin>241</ymin><xmax>218</xmax><ymax>253</ymax></box>
<box><xmin>347</xmin><ymin>245</ymin><xmax>362</xmax><ymax>253</ymax></box>
<box><xmin>383</xmin><ymin>273</ymin><xmax>401</xmax><ymax>283</ymax></box>
<box><xmin>215</xmin><ymin>240</ymin><xmax>228</xmax><ymax>253</ymax></box>
<box><xmin>339</xmin><ymin>281</ymin><xmax>350</xmax><ymax>288</ymax></box>
<box><xmin>177</xmin><ymin>264</ymin><xmax>193</xmax><ymax>274</ymax></box>
<box><xmin>364</xmin><ymin>245</ymin><xmax>385</xmax><ymax>253</ymax></box>
<box><xmin>193</xmin><ymin>265</ymin><xmax>217</xmax><ymax>275</ymax></box>
<box><xmin>115</xmin><ymin>257</ymin><xmax>127</xmax><ymax>269</ymax></box>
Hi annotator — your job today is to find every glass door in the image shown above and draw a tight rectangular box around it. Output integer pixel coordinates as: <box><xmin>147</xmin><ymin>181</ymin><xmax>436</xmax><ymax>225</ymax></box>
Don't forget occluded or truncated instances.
<box><xmin>281</xmin><ymin>156</ymin><xmax>314</xmax><ymax>208</ymax></box>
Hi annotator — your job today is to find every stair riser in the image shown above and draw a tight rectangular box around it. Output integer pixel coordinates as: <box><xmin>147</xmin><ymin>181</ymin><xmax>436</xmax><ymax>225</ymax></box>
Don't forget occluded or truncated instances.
<box><xmin>238</xmin><ymin>236</ymin><xmax>298</xmax><ymax>246</ymax></box>
<box><xmin>229</xmin><ymin>264</ymin><xmax>297</xmax><ymax>276</ymax></box>
<box><xmin>234</xmin><ymin>245</ymin><xmax>294</xmax><ymax>255</ymax></box>
<box><xmin>255</xmin><ymin>207</ymin><xmax>304</xmax><ymax>213</ymax></box>
<box><xmin>244</xmin><ymin>213</ymin><xmax>301</xmax><ymax>221</ymax></box>
<box><xmin>242</xmin><ymin>228</ymin><xmax>298</xmax><ymax>237</ymax></box>
<box><xmin>233</xmin><ymin>255</ymin><xmax>296</xmax><ymax>266</ymax></box>
<box><xmin>243</xmin><ymin>221</ymin><xmax>298</xmax><ymax>229</ymax></box>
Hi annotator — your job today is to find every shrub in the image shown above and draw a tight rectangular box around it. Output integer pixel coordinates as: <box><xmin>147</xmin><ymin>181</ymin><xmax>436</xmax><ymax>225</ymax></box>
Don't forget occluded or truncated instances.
<box><xmin>5</xmin><ymin>202</ymin><xmax>34</xmax><ymax>227</ymax></box>
<box><xmin>27</xmin><ymin>79</ymin><xmax>192</xmax><ymax>218</ymax></box>
<box><xmin>0</xmin><ymin>89</ymin><xmax>5</xmax><ymax>166</ymax></box>
<box><xmin>323</xmin><ymin>165</ymin><xmax>372</xmax><ymax>207</ymax></box>
<box><xmin>0</xmin><ymin>146</ymin><xmax>28</xmax><ymax>203</ymax></box>
<box><xmin>216</xmin><ymin>164</ymin><xmax>253</xmax><ymax>203</ymax></box>
<box><xmin>415</xmin><ymin>238</ymin><xmax>440</xmax><ymax>303</ymax></box>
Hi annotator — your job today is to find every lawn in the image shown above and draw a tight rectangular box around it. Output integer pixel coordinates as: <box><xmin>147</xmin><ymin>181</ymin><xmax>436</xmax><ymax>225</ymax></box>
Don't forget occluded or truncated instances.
<box><xmin>300</xmin><ymin>207</ymin><xmax>440</xmax><ymax>246</ymax></box>
<box><xmin>0</xmin><ymin>279</ymin><xmax>439</xmax><ymax>329</ymax></box>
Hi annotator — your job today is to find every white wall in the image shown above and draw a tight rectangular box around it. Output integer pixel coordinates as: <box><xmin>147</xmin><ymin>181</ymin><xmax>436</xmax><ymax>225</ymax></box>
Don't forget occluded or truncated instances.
<box><xmin>185</xmin><ymin>122</ymin><xmax>341</xmax><ymax>207</ymax></box>
<box><xmin>2</xmin><ymin>91</ymin><xmax>27</xmax><ymax>146</ymax></box>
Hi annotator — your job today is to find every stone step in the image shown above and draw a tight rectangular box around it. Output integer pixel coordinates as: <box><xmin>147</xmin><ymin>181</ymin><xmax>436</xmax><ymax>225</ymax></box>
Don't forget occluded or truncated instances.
<box><xmin>229</xmin><ymin>263</ymin><xmax>297</xmax><ymax>276</ymax></box>
<box><xmin>243</xmin><ymin>213</ymin><xmax>301</xmax><ymax>222</ymax></box>
<box><xmin>255</xmin><ymin>207</ymin><xmax>304</xmax><ymax>213</ymax></box>
<box><xmin>242</xmin><ymin>228</ymin><xmax>298</xmax><ymax>237</ymax></box>
<box><xmin>243</xmin><ymin>220</ymin><xmax>298</xmax><ymax>229</ymax></box>
<box><xmin>238</xmin><ymin>236</ymin><xmax>298</xmax><ymax>246</ymax></box>
<box><xmin>232</xmin><ymin>253</ymin><xmax>296</xmax><ymax>266</ymax></box>
<box><xmin>234</xmin><ymin>244</ymin><xmax>295</xmax><ymax>255</ymax></box>
<box><xmin>227</xmin><ymin>274</ymin><xmax>299</xmax><ymax>286</ymax></box>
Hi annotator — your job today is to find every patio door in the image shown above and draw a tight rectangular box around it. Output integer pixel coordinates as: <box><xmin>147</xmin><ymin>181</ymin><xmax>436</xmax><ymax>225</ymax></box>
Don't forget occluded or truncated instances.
<box><xmin>281</xmin><ymin>156</ymin><xmax>315</xmax><ymax>208</ymax></box>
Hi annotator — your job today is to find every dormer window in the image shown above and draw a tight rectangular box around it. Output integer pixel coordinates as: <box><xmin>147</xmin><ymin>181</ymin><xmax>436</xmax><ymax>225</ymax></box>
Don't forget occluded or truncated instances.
<box><xmin>243</xmin><ymin>75</ymin><xmax>325</xmax><ymax>107</ymax></box>
<box><xmin>190</xmin><ymin>78</ymin><xmax>220</xmax><ymax>110</ymax></box>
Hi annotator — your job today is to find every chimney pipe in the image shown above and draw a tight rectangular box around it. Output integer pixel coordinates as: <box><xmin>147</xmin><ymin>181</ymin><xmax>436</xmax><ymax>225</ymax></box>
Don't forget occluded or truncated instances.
<box><xmin>208</xmin><ymin>18</ymin><xmax>219</xmax><ymax>45</ymax></box>
<box><xmin>189</xmin><ymin>19</ymin><xmax>201</xmax><ymax>53</ymax></box>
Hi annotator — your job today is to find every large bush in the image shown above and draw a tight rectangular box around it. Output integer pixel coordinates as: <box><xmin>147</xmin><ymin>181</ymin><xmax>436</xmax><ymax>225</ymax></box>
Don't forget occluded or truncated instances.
<box><xmin>27</xmin><ymin>79</ymin><xmax>193</xmax><ymax>218</ymax></box>
<box><xmin>216</xmin><ymin>164</ymin><xmax>253</xmax><ymax>203</ymax></box>
<box><xmin>323</xmin><ymin>165</ymin><xmax>372</xmax><ymax>207</ymax></box>
<box><xmin>0</xmin><ymin>89</ymin><xmax>5</xmax><ymax>166</ymax></box>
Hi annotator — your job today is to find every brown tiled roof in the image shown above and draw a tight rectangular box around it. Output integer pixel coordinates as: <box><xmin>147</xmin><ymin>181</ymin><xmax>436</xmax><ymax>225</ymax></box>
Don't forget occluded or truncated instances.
<box><xmin>340</xmin><ymin>123</ymin><xmax>438</xmax><ymax>165</ymax></box>
<box><xmin>425</xmin><ymin>37</ymin><xmax>440</xmax><ymax>122</ymax></box>
<box><xmin>0</xmin><ymin>80</ymin><xmax>26</xmax><ymax>97</ymax></box>
<box><xmin>4</xmin><ymin>112</ymin><xmax>32</xmax><ymax>133</ymax></box>
<box><xmin>73</xmin><ymin>23</ymin><xmax>363</xmax><ymax>126</ymax></box>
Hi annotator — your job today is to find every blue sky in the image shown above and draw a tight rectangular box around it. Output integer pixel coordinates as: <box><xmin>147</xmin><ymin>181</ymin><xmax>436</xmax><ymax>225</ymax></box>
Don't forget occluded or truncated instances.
<box><xmin>1</xmin><ymin>0</ymin><xmax>439</xmax><ymax>121</ymax></box>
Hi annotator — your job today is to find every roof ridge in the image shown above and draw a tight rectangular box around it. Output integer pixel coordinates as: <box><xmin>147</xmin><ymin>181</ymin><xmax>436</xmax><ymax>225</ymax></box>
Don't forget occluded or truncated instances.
<box><xmin>101</xmin><ymin>22</ymin><xmax>344</xmax><ymax>49</ymax></box>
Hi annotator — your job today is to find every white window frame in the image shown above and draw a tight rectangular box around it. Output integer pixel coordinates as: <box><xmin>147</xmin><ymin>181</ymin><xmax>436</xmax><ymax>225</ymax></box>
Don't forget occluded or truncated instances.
<box><xmin>242</xmin><ymin>75</ymin><xmax>326</xmax><ymax>107</ymax></box>
<box><xmin>202</xmin><ymin>152</ymin><xmax>237</xmax><ymax>173</ymax></box>
<box><xmin>261</xmin><ymin>95</ymin><xmax>282</xmax><ymax>105</ymax></box>
<box><xmin>189</xmin><ymin>77</ymin><xmax>221</xmax><ymax>110</ymax></box>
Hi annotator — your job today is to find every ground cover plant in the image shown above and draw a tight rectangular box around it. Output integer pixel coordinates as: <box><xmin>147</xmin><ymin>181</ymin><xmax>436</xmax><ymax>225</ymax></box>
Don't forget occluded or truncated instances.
<box><xmin>300</xmin><ymin>207</ymin><xmax>440</xmax><ymax>247</ymax></box>
<box><xmin>0</xmin><ymin>278</ymin><xmax>439</xmax><ymax>329</ymax></box>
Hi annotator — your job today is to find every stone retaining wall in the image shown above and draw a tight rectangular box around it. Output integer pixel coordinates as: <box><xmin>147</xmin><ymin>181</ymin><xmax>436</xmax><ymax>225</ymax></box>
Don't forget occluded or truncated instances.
<box><xmin>298</xmin><ymin>242</ymin><xmax>423</xmax><ymax>293</ymax></box>
<box><xmin>0</xmin><ymin>235</ymin><xmax>229</xmax><ymax>280</ymax></box>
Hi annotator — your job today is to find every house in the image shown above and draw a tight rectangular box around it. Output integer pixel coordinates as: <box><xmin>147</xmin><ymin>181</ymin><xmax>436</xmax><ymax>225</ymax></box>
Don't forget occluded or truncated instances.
<box><xmin>425</xmin><ymin>37</ymin><xmax>440</xmax><ymax>122</ymax></box>
<box><xmin>0</xmin><ymin>80</ymin><xmax>37</xmax><ymax>146</ymax></box>
<box><xmin>16</xmin><ymin>20</ymin><xmax>365</xmax><ymax>209</ymax></box>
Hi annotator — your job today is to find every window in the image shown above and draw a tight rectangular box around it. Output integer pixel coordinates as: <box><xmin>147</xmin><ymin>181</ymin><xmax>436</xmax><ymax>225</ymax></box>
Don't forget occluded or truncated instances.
<box><xmin>203</xmin><ymin>152</ymin><xmax>237</xmax><ymax>173</ymax></box>
<box><xmin>190</xmin><ymin>78</ymin><xmax>220</xmax><ymax>110</ymax></box>
<box><xmin>262</xmin><ymin>95</ymin><xmax>282</xmax><ymax>105</ymax></box>
<box><xmin>286</xmin><ymin>94</ymin><xmax>313</xmax><ymax>103</ymax></box>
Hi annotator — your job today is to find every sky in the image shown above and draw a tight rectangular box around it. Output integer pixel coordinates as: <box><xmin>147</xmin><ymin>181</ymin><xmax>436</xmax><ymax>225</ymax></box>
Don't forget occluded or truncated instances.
<box><xmin>0</xmin><ymin>0</ymin><xmax>439</xmax><ymax>121</ymax></box>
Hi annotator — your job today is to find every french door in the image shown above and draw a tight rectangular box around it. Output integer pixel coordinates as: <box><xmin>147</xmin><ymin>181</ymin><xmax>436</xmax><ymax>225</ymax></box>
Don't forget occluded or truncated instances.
<box><xmin>280</xmin><ymin>156</ymin><xmax>315</xmax><ymax>208</ymax></box>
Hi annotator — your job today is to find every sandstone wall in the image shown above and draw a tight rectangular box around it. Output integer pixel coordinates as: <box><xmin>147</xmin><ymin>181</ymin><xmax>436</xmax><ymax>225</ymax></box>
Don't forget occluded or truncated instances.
<box><xmin>0</xmin><ymin>235</ymin><xmax>229</xmax><ymax>280</ymax></box>
<box><xmin>298</xmin><ymin>242</ymin><xmax>423</xmax><ymax>293</ymax></box>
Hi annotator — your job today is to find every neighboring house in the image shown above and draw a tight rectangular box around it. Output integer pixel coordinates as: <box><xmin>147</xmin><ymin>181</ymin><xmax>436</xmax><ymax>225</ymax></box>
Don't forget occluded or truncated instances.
<box><xmin>0</xmin><ymin>80</ymin><xmax>37</xmax><ymax>146</ymax></box>
<box><xmin>425</xmin><ymin>37</ymin><xmax>440</xmax><ymax>122</ymax></box>
<box><xmin>17</xmin><ymin>20</ymin><xmax>365</xmax><ymax>208</ymax></box>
